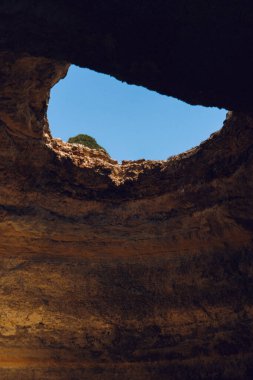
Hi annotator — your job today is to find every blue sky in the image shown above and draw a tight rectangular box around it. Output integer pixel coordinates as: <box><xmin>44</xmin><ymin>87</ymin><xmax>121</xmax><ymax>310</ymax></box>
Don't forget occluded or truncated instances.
<box><xmin>48</xmin><ymin>65</ymin><xmax>227</xmax><ymax>162</ymax></box>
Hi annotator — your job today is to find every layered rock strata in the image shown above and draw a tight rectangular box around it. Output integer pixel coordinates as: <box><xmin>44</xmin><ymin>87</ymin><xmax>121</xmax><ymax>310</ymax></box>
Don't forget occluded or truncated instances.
<box><xmin>0</xmin><ymin>52</ymin><xmax>253</xmax><ymax>379</ymax></box>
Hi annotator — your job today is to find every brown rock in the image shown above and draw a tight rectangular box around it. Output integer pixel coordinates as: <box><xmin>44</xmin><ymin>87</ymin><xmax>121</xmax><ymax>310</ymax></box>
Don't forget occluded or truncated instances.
<box><xmin>0</xmin><ymin>51</ymin><xmax>252</xmax><ymax>379</ymax></box>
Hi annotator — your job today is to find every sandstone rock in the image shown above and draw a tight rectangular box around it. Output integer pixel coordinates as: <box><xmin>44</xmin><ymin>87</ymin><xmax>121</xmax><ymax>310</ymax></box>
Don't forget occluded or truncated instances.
<box><xmin>0</xmin><ymin>51</ymin><xmax>253</xmax><ymax>379</ymax></box>
<box><xmin>0</xmin><ymin>1</ymin><xmax>253</xmax><ymax>378</ymax></box>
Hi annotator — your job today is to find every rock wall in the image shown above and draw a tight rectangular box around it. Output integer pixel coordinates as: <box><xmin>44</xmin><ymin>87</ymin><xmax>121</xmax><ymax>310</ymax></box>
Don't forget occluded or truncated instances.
<box><xmin>0</xmin><ymin>1</ymin><xmax>253</xmax><ymax>111</ymax></box>
<box><xmin>0</xmin><ymin>51</ymin><xmax>253</xmax><ymax>379</ymax></box>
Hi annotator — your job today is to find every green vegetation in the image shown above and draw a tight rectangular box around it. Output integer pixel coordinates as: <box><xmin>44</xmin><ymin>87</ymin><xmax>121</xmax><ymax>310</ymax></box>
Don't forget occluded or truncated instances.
<box><xmin>68</xmin><ymin>134</ymin><xmax>107</xmax><ymax>153</ymax></box>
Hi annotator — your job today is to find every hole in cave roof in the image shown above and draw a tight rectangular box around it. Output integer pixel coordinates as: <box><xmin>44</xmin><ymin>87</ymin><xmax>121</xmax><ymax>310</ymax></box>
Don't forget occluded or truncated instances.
<box><xmin>48</xmin><ymin>65</ymin><xmax>227</xmax><ymax>162</ymax></box>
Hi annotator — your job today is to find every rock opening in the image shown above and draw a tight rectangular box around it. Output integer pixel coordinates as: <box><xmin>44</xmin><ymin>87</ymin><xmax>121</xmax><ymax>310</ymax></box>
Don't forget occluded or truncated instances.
<box><xmin>48</xmin><ymin>65</ymin><xmax>227</xmax><ymax>162</ymax></box>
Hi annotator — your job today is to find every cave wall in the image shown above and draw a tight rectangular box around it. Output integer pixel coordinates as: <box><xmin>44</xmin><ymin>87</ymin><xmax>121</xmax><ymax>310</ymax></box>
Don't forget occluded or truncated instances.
<box><xmin>0</xmin><ymin>1</ymin><xmax>253</xmax><ymax>111</ymax></box>
<box><xmin>0</xmin><ymin>2</ymin><xmax>253</xmax><ymax>380</ymax></box>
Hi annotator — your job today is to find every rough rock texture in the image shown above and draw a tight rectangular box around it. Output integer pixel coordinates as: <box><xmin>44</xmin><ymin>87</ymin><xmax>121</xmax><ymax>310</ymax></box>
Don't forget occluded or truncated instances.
<box><xmin>1</xmin><ymin>1</ymin><xmax>253</xmax><ymax>111</ymax></box>
<box><xmin>0</xmin><ymin>51</ymin><xmax>253</xmax><ymax>379</ymax></box>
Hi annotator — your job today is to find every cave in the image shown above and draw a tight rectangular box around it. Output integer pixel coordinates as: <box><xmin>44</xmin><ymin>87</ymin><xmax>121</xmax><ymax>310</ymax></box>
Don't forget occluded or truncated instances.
<box><xmin>0</xmin><ymin>2</ymin><xmax>253</xmax><ymax>380</ymax></box>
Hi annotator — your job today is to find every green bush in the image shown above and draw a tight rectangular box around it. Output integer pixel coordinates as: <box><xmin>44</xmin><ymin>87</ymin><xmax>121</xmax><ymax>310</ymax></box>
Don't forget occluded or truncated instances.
<box><xmin>68</xmin><ymin>134</ymin><xmax>107</xmax><ymax>153</ymax></box>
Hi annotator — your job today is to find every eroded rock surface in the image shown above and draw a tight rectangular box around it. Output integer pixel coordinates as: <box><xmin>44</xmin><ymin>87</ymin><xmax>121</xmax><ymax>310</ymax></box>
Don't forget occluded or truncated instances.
<box><xmin>1</xmin><ymin>1</ymin><xmax>253</xmax><ymax>111</ymax></box>
<box><xmin>0</xmin><ymin>52</ymin><xmax>253</xmax><ymax>379</ymax></box>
